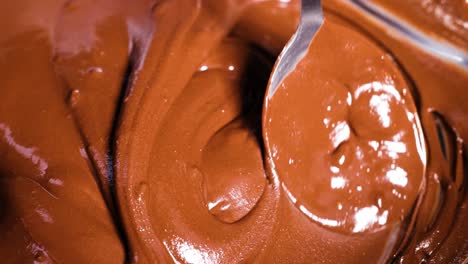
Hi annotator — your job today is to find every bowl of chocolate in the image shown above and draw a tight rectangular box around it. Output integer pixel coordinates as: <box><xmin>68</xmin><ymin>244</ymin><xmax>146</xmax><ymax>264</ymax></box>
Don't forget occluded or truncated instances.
<box><xmin>0</xmin><ymin>0</ymin><xmax>467</xmax><ymax>263</ymax></box>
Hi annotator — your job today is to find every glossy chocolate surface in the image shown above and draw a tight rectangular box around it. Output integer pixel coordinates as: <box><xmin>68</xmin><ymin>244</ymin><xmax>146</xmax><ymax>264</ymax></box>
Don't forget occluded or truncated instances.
<box><xmin>0</xmin><ymin>0</ymin><xmax>466</xmax><ymax>263</ymax></box>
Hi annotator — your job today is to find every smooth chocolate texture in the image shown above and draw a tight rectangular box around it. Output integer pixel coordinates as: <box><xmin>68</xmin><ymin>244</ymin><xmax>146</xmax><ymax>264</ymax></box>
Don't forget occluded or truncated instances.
<box><xmin>0</xmin><ymin>0</ymin><xmax>466</xmax><ymax>263</ymax></box>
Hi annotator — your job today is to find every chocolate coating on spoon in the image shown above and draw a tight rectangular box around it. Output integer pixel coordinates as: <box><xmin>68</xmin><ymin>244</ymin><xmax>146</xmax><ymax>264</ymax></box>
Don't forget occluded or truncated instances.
<box><xmin>264</xmin><ymin>15</ymin><xmax>427</xmax><ymax>235</ymax></box>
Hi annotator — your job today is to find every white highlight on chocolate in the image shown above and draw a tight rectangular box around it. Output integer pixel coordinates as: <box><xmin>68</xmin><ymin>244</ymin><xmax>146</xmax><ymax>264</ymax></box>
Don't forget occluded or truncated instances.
<box><xmin>353</xmin><ymin>206</ymin><xmax>388</xmax><ymax>233</ymax></box>
<box><xmin>386</xmin><ymin>167</ymin><xmax>408</xmax><ymax>187</ymax></box>
<box><xmin>331</xmin><ymin>176</ymin><xmax>347</xmax><ymax>189</ymax></box>
<box><xmin>330</xmin><ymin>121</ymin><xmax>350</xmax><ymax>148</ymax></box>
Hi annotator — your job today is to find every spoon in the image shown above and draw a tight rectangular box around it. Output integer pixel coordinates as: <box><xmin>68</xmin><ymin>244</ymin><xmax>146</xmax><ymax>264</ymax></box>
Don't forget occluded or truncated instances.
<box><xmin>262</xmin><ymin>0</ymin><xmax>324</xmax><ymax>180</ymax></box>
<box><xmin>265</xmin><ymin>0</ymin><xmax>324</xmax><ymax>99</ymax></box>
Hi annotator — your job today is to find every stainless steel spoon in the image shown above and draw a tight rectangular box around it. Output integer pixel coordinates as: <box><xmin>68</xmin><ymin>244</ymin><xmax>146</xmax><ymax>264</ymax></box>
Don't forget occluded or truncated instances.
<box><xmin>349</xmin><ymin>0</ymin><xmax>468</xmax><ymax>68</ymax></box>
<box><xmin>266</xmin><ymin>0</ymin><xmax>468</xmax><ymax>101</ymax></box>
<box><xmin>266</xmin><ymin>0</ymin><xmax>324</xmax><ymax>100</ymax></box>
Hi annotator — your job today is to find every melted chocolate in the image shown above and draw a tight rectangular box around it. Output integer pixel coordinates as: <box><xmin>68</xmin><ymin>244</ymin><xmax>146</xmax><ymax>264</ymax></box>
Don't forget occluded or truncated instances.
<box><xmin>265</xmin><ymin>15</ymin><xmax>427</xmax><ymax>235</ymax></box>
<box><xmin>0</xmin><ymin>0</ymin><xmax>466</xmax><ymax>263</ymax></box>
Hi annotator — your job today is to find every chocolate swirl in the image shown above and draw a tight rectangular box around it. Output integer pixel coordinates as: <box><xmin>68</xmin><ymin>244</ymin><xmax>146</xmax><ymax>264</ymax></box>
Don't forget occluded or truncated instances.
<box><xmin>0</xmin><ymin>0</ymin><xmax>466</xmax><ymax>263</ymax></box>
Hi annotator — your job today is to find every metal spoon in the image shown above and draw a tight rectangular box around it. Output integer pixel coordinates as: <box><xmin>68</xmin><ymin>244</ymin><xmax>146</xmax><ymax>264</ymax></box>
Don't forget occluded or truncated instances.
<box><xmin>350</xmin><ymin>0</ymin><xmax>468</xmax><ymax>68</ymax></box>
<box><xmin>266</xmin><ymin>0</ymin><xmax>468</xmax><ymax>100</ymax></box>
<box><xmin>265</xmin><ymin>0</ymin><xmax>324</xmax><ymax>100</ymax></box>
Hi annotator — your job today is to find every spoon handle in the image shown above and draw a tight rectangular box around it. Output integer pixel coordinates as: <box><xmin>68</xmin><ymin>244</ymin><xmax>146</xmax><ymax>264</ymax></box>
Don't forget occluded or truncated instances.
<box><xmin>267</xmin><ymin>0</ymin><xmax>324</xmax><ymax>98</ymax></box>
